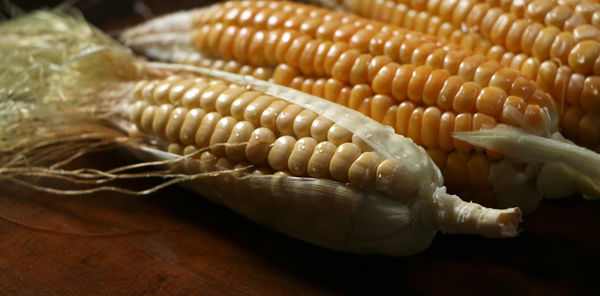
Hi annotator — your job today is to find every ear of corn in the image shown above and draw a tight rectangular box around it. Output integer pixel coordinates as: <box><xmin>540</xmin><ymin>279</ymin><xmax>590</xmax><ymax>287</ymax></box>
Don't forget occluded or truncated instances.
<box><xmin>121</xmin><ymin>0</ymin><xmax>600</xmax><ymax>214</ymax></box>
<box><xmin>0</xmin><ymin>9</ymin><xmax>524</xmax><ymax>257</ymax></box>
<box><xmin>313</xmin><ymin>0</ymin><xmax>600</xmax><ymax>149</ymax></box>
<box><xmin>123</xmin><ymin>0</ymin><xmax>560</xmax><ymax>137</ymax></box>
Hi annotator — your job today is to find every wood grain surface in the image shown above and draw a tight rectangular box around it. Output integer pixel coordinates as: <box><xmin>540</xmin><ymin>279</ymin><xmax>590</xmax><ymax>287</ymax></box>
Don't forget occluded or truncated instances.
<box><xmin>1</xmin><ymin>149</ymin><xmax>599</xmax><ymax>295</ymax></box>
<box><xmin>2</xmin><ymin>1</ymin><xmax>600</xmax><ymax>295</ymax></box>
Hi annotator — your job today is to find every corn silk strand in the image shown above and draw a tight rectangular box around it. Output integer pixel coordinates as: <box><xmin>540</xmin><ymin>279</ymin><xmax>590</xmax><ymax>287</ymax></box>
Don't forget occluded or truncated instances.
<box><xmin>0</xmin><ymin>9</ymin><xmax>223</xmax><ymax>193</ymax></box>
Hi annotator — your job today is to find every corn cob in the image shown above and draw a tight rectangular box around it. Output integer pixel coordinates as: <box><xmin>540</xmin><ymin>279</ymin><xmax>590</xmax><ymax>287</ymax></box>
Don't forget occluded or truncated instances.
<box><xmin>192</xmin><ymin>2</ymin><xmax>553</xmax><ymax>130</ymax></box>
<box><xmin>122</xmin><ymin>1</ymin><xmax>559</xmax><ymax>136</ymax></box>
<box><xmin>120</xmin><ymin>0</ymin><xmax>600</xmax><ymax>214</ymax></box>
<box><xmin>129</xmin><ymin>69</ymin><xmax>531</xmax><ymax>248</ymax></box>
<box><xmin>0</xmin><ymin>10</ymin><xmax>526</xmax><ymax>257</ymax></box>
<box><xmin>312</xmin><ymin>0</ymin><xmax>600</xmax><ymax>149</ymax></box>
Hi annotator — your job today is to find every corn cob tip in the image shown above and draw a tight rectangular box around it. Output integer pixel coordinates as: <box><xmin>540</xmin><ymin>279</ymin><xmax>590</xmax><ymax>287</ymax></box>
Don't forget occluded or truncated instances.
<box><xmin>120</xmin><ymin>10</ymin><xmax>199</xmax><ymax>63</ymax></box>
<box><xmin>426</xmin><ymin>187</ymin><xmax>522</xmax><ymax>238</ymax></box>
<box><xmin>496</xmin><ymin>208</ymin><xmax>522</xmax><ymax>238</ymax></box>
<box><xmin>432</xmin><ymin>187</ymin><xmax>522</xmax><ymax>238</ymax></box>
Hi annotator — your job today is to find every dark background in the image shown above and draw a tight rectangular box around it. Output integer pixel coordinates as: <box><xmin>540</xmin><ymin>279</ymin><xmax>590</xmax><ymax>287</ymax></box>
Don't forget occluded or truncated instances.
<box><xmin>3</xmin><ymin>0</ymin><xmax>219</xmax><ymax>30</ymax></box>
<box><xmin>1</xmin><ymin>1</ymin><xmax>599</xmax><ymax>295</ymax></box>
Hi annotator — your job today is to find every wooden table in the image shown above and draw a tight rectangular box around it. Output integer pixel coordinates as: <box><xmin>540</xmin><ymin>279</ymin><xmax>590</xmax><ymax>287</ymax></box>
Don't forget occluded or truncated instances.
<box><xmin>1</xmin><ymin>149</ymin><xmax>599</xmax><ymax>295</ymax></box>
<box><xmin>3</xmin><ymin>1</ymin><xmax>600</xmax><ymax>294</ymax></box>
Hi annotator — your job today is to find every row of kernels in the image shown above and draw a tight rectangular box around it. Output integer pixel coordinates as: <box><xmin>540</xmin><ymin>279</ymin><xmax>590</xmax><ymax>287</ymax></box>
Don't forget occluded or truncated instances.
<box><xmin>191</xmin><ymin>20</ymin><xmax>551</xmax><ymax>116</ymax></box>
<box><xmin>277</xmin><ymin>53</ymin><xmax>546</xmax><ymax>118</ymax></box>
<box><xmin>196</xmin><ymin>58</ymin><xmax>274</xmax><ymax>80</ymax></box>
<box><xmin>134</xmin><ymin>97</ymin><xmax>416</xmax><ymax>197</ymax></box>
<box><xmin>132</xmin><ymin>79</ymin><xmax>363</xmax><ymax>149</ymax></box>
<box><xmin>193</xmin><ymin>0</ymin><xmax>399</xmax><ymax>38</ymax></box>
<box><xmin>274</xmin><ymin>67</ymin><xmax>508</xmax><ymax>154</ymax></box>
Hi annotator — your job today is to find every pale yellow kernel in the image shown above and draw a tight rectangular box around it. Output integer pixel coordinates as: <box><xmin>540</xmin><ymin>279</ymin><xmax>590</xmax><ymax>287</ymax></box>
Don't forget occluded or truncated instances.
<box><xmin>307</xmin><ymin>141</ymin><xmax>337</xmax><ymax>178</ymax></box>
<box><xmin>276</xmin><ymin>104</ymin><xmax>304</xmax><ymax>136</ymax></box>
<box><xmin>209</xmin><ymin>116</ymin><xmax>237</xmax><ymax>156</ymax></box>
<box><xmin>293</xmin><ymin>109</ymin><xmax>319</xmax><ymax>138</ymax></box>
<box><xmin>180</xmin><ymin>108</ymin><xmax>206</xmax><ymax>145</ymax></box>
<box><xmin>347</xmin><ymin>152</ymin><xmax>381</xmax><ymax>189</ymax></box>
<box><xmin>287</xmin><ymin>137</ymin><xmax>318</xmax><ymax>176</ymax></box>
<box><xmin>327</xmin><ymin>123</ymin><xmax>353</xmax><ymax>145</ymax></box>
<box><xmin>244</xmin><ymin>95</ymin><xmax>277</xmax><ymax>126</ymax></box>
<box><xmin>195</xmin><ymin>112</ymin><xmax>222</xmax><ymax>148</ymax></box>
<box><xmin>268</xmin><ymin>136</ymin><xmax>296</xmax><ymax>171</ymax></box>
<box><xmin>231</xmin><ymin>91</ymin><xmax>263</xmax><ymax>120</ymax></box>
<box><xmin>310</xmin><ymin>116</ymin><xmax>335</xmax><ymax>142</ymax></box>
<box><xmin>259</xmin><ymin>100</ymin><xmax>288</xmax><ymax>132</ymax></box>
<box><xmin>167</xmin><ymin>143</ymin><xmax>184</xmax><ymax>155</ymax></box>
<box><xmin>165</xmin><ymin>107</ymin><xmax>189</xmax><ymax>142</ymax></box>
<box><xmin>140</xmin><ymin>105</ymin><xmax>157</xmax><ymax>133</ymax></box>
<box><xmin>129</xmin><ymin>100</ymin><xmax>148</xmax><ymax>126</ymax></box>
<box><xmin>152</xmin><ymin>104</ymin><xmax>174</xmax><ymax>139</ymax></box>
<box><xmin>215</xmin><ymin>87</ymin><xmax>245</xmax><ymax>115</ymax></box>
<box><xmin>329</xmin><ymin>142</ymin><xmax>361</xmax><ymax>182</ymax></box>
<box><xmin>226</xmin><ymin>121</ymin><xmax>255</xmax><ymax>162</ymax></box>
<box><xmin>182</xmin><ymin>82</ymin><xmax>210</xmax><ymax>108</ymax></box>
<box><xmin>200</xmin><ymin>84</ymin><xmax>229</xmax><ymax>112</ymax></box>
<box><xmin>245</xmin><ymin>127</ymin><xmax>276</xmax><ymax>165</ymax></box>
